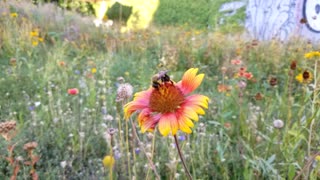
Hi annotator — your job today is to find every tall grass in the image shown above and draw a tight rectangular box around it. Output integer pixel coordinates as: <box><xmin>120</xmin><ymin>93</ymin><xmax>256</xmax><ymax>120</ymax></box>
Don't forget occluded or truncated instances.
<box><xmin>0</xmin><ymin>1</ymin><xmax>320</xmax><ymax>179</ymax></box>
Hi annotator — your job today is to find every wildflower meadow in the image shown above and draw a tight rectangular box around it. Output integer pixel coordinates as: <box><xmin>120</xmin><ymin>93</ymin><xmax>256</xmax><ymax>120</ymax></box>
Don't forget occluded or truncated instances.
<box><xmin>1</xmin><ymin>1</ymin><xmax>320</xmax><ymax>179</ymax></box>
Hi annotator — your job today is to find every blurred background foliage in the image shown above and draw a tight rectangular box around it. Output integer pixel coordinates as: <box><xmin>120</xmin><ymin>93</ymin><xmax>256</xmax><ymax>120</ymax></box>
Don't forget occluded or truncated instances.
<box><xmin>31</xmin><ymin>0</ymin><xmax>246</xmax><ymax>33</ymax></box>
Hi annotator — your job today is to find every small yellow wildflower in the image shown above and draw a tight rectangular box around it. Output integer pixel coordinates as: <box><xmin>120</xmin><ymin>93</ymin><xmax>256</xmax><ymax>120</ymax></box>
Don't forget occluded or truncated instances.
<box><xmin>32</xmin><ymin>40</ymin><xmax>39</xmax><ymax>46</ymax></box>
<box><xmin>316</xmin><ymin>155</ymin><xmax>320</xmax><ymax>161</ymax></box>
<box><xmin>30</xmin><ymin>31</ymin><xmax>39</xmax><ymax>37</ymax></box>
<box><xmin>296</xmin><ymin>70</ymin><xmax>313</xmax><ymax>84</ymax></box>
<box><xmin>91</xmin><ymin>68</ymin><xmax>97</xmax><ymax>74</ymax></box>
<box><xmin>195</xmin><ymin>30</ymin><xmax>201</xmax><ymax>35</ymax></box>
<box><xmin>304</xmin><ymin>51</ymin><xmax>320</xmax><ymax>59</ymax></box>
<box><xmin>124</xmin><ymin>71</ymin><xmax>130</xmax><ymax>76</ymax></box>
<box><xmin>10</xmin><ymin>13</ymin><xmax>18</xmax><ymax>18</ymax></box>
<box><xmin>102</xmin><ymin>155</ymin><xmax>115</xmax><ymax>168</ymax></box>
<box><xmin>38</xmin><ymin>37</ymin><xmax>44</xmax><ymax>42</ymax></box>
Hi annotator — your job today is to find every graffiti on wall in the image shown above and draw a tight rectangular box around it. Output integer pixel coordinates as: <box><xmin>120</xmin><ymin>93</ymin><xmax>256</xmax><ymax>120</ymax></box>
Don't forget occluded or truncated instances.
<box><xmin>245</xmin><ymin>0</ymin><xmax>320</xmax><ymax>41</ymax></box>
<box><xmin>303</xmin><ymin>0</ymin><xmax>320</xmax><ymax>33</ymax></box>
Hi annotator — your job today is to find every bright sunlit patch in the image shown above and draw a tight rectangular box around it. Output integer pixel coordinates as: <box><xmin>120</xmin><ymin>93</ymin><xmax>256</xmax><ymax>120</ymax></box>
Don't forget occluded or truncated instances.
<box><xmin>124</xmin><ymin>68</ymin><xmax>209</xmax><ymax>136</ymax></box>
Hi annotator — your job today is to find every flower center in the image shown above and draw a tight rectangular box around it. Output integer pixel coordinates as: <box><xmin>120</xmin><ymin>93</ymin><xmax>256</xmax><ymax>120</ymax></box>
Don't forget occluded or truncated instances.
<box><xmin>149</xmin><ymin>82</ymin><xmax>185</xmax><ymax>113</ymax></box>
<box><xmin>303</xmin><ymin>71</ymin><xmax>310</xmax><ymax>79</ymax></box>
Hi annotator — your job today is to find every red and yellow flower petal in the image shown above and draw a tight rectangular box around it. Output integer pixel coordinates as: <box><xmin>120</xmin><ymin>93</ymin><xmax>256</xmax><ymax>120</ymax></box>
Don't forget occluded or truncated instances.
<box><xmin>140</xmin><ymin>114</ymin><xmax>160</xmax><ymax>133</ymax></box>
<box><xmin>124</xmin><ymin>89</ymin><xmax>152</xmax><ymax>119</ymax></box>
<box><xmin>133</xmin><ymin>88</ymin><xmax>152</xmax><ymax>99</ymax></box>
<box><xmin>177</xmin><ymin>68</ymin><xmax>205</xmax><ymax>95</ymax></box>
<box><xmin>158</xmin><ymin>113</ymin><xmax>178</xmax><ymax>136</ymax></box>
<box><xmin>185</xmin><ymin>94</ymin><xmax>209</xmax><ymax>109</ymax></box>
<box><xmin>185</xmin><ymin>104</ymin><xmax>206</xmax><ymax>115</ymax></box>
<box><xmin>124</xmin><ymin>101</ymin><xmax>146</xmax><ymax>119</ymax></box>
<box><xmin>182</xmin><ymin>106</ymin><xmax>199</xmax><ymax>121</ymax></box>
<box><xmin>177</xmin><ymin>116</ymin><xmax>194</xmax><ymax>134</ymax></box>
<box><xmin>137</xmin><ymin>108</ymin><xmax>151</xmax><ymax>126</ymax></box>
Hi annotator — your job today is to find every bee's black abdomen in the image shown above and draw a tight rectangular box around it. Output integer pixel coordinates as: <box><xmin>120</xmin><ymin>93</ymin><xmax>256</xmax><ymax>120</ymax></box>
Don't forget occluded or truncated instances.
<box><xmin>152</xmin><ymin>82</ymin><xmax>160</xmax><ymax>89</ymax></box>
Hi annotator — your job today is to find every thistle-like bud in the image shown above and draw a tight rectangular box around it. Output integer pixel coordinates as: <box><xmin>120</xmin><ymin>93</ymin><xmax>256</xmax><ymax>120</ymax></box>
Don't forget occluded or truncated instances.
<box><xmin>0</xmin><ymin>121</ymin><xmax>16</xmax><ymax>134</ymax></box>
<box><xmin>116</xmin><ymin>83</ymin><xmax>133</xmax><ymax>103</ymax></box>
<box><xmin>23</xmin><ymin>142</ymin><xmax>38</xmax><ymax>151</ymax></box>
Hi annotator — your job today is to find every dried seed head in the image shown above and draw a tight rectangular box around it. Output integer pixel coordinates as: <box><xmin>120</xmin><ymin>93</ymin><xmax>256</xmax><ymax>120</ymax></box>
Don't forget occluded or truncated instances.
<box><xmin>290</xmin><ymin>61</ymin><xmax>297</xmax><ymax>70</ymax></box>
<box><xmin>269</xmin><ymin>77</ymin><xmax>278</xmax><ymax>87</ymax></box>
<box><xmin>10</xmin><ymin>58</ymin><xmax>17</xmax><ymax>66</ymax></box>
<box><xmin>256</xmin><ymin>136</ymin><xmax>263</xmax><ymax>143</ymax></box>
<box><xmin>116</xmin><ymin>83</ymin><xmax>133</xmax><ymax>102</ymax></box>
<box><xmin>107</xmin><ymin>128</ymin><xmax>116</xmax><ymax>136</ymax></box>
<box><xmin>220</xmin><ymin>67</ymin><xmax>227</xmax><ymax>74</ymax></box>
<box><xmin>255</xmin><ymin>92</ymin><xmax>263</xmax><ymax>101</ymax></box>
<box><xmin>0</xmin><ymin>121</ymin><xmax>16</xmax><ymax>134</ymax></box>
<box><xmin>251</xmin><ymin>39</ymin><xmax>259</xmax><ymax>46</ymax></box>
<box><xmin>23</xmin><ymin>142</ymin><xmax>38</xmax><ymax>151</ymax></box>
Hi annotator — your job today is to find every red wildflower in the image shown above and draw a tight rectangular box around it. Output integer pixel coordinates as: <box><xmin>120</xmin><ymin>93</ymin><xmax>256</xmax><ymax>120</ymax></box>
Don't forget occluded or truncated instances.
<box><xmin>68</xmin><ymin>88</ymin><xmax>79</xmax><ymax>95</ymax></box>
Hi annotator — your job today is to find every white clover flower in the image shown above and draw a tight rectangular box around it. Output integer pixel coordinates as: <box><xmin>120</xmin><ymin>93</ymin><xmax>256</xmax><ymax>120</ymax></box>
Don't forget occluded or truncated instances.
<box><xmin>273</xmin><ymin>119</ymin><xmax>284</xmax><ymax>129</ymax></box>
<box><xmin>34</xmin><ymin>101</ymin><xmax>41</xmax><ymax>107</ymax></box>
<box><xmin>60</xmin><ymin>161</ymin><xmax>67</xmax><ymax>168</ymax></box>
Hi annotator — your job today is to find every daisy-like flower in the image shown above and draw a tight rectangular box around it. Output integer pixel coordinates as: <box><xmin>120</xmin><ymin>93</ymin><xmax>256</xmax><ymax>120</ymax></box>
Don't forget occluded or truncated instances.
<box><xmin>217</xmin><ymin>84</ymin><xmax>232</xmax><ymax>93</ymax></box>
<box><xmin>231</xmin><ymin>59</ymin><xmax>242</xmax><ymax>65</ymax></box>
<box><xmin>237</xmin><ymin>67</ymin><xmax>253</xmax><ymax>80</ymax></box>
<box><xmin>304</xmin><ymin>51</ymin><xmax>320</xmax><ymax>59</ymax></box>
<box><xmin>10</xmin><ymin>13</ymin><xmax>18</xmax><ymax>18</ymax></box>
<box><xmin>124</xmin><ymin>68</ymin><xmax>209</xmax><ymax>136</ymax></box>
<box><xmin>296</xmin><ymin>70</ymin><xmax>313</xmax><ymax>84</ymax></box>
<box><xmin>38</xmin><ymin>37</ymin><xmax>44</xmax><ymax>42</ymax></box>
<box><xmin>30</xmin><ymin>30</ymin><xmax>39</xmax><ymax>37</ymax></box>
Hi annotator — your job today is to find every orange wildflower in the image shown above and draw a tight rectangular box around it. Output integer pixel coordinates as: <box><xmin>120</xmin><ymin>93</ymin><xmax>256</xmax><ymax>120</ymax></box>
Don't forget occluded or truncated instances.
<box><xmin>217</xmin><ymin>84</ymin><xmax>232</xmax><ymax>93</ymax></box>
<box><xmin>231</xmin><ymin>59</ymin><xmax>242</xmax><ymax>65</ymax></box>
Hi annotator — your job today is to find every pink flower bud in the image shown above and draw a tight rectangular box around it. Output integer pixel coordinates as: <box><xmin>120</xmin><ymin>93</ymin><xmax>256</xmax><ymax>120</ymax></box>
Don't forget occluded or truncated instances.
<box><xmin>68</xmin><ymin>88</ymin><xmax>79</xmax><ymax>95</ymax></box>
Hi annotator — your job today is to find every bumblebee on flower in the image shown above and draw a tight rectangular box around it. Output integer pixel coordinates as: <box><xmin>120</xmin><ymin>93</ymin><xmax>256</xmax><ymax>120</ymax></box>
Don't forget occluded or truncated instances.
<box><xmin>124</xmin><ymin>68</ymin><xmax>209</xmax><ymax>136</ymax></box>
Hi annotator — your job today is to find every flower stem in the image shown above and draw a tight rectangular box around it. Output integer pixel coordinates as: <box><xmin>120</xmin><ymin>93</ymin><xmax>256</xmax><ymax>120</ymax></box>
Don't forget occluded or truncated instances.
<box><xmin>129</xmin><ymin>118</ymin><xmax>161</xmax><ymax>180</ymax></box>
<box><xmin>146</xmin><ymin>131</ymin><xmax>157</xmax><ymax>179</ymax></box>
<box><xmin>125</xmin><ymin>120</ymin><xmax>132</xmax><ymax>179</ymax></box>
<box><xmin>174</xmin><ymin>135</ymin><xmax>192</xmax><ymax>180</ymax></box>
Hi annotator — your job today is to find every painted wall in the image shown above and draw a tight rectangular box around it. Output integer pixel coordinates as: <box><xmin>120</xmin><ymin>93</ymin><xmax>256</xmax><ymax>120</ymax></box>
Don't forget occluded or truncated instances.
<box><xmin>245</xmin><ymin>0</ymin><xmax>320</xmax><ymax>41</ymax></box>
